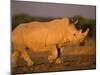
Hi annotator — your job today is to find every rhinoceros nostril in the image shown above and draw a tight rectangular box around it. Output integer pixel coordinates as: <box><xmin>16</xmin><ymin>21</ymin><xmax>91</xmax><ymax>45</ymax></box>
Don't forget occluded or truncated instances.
<box><xmin>80</xmin><ymin>41</ymin><xmax>85</xmax><ymax>46</ymax></box>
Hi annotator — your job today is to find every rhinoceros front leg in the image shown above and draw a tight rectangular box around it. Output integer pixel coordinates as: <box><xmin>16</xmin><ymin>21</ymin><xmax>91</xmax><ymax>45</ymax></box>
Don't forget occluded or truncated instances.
<box><xmin>55</xmin><ymin>45</ymin><xmax>63</xmax><ymax>64</ymax></box>
<box><xmin>48</xmin><ymin>45</ymin><xmax>63</xmax><ymax>64</ymax></box>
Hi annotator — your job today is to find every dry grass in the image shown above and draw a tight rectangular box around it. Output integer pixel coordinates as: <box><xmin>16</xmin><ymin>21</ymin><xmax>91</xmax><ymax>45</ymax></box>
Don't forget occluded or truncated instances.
<box><xmin>12</xmin><ymin>38</ymin><xmax>96</xmax><ymax>75</ymax></box>
<box><xmin>63</xmin><ymin>38</ymin><xmax>96</xmax><ymax>55</ymax></box>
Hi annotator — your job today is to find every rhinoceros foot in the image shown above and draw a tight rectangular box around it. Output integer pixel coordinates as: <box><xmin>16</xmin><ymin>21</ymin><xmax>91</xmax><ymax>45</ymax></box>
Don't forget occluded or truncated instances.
<box><xmin>55</xmin><ymin>58</ymin><xmax>63</xmax><ymax>64</ymax></box>
<box><xmin>27</xmin><ymin>60</ymin><xmax>34</xmax><ymax>67</ymax></box>
<box><xmin>48</xmin><ymin>55</ymin><xmax>56</xmax><ymax>63</ymax></box>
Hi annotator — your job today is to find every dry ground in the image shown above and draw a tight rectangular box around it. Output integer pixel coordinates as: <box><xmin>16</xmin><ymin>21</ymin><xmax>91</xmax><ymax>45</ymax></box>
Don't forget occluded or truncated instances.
<box><xmin>12</xmin><ymin>38</ymin><xmax>96</xmax><ymax>75</ymax></box>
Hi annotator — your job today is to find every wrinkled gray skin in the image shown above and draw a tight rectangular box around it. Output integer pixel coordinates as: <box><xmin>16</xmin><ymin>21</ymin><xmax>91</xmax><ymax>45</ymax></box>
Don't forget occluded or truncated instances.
<box><xmin>12</xmin><ymin>18</ymin><xmax>89</xmax><ymax>67</ymax></box>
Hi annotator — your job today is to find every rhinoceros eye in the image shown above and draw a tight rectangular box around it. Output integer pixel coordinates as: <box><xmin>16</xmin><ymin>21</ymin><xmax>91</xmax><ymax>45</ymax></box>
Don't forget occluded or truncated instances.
<box><xmin>73</xmin><ymin>33</ymin><xmax>76</xmax><ymax>36</ymax></box>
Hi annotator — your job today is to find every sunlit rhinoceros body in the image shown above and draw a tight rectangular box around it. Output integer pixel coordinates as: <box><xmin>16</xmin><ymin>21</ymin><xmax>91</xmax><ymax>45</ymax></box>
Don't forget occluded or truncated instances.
<box><xmin>12</xmin><ymin>18</ymin><xmax>89</xmax><ymax>67</ymax></box>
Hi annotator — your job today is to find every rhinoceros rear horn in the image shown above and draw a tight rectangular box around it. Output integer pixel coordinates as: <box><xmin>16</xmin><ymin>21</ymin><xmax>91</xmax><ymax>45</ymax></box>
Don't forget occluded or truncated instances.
<box><xmin>83</xmin><ymin>28</ymin><xmax>90</xmax><ymax>37</ymax></box>
<box><xmin>79</xmin><ymin>29</ymin><xmax>82</xmax><ymax>33</ymax></box>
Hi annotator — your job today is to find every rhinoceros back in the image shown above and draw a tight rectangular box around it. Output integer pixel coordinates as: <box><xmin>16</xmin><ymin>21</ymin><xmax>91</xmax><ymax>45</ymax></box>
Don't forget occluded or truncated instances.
<box><xmin>12</xmin><ymin>18</ymin><xmax>69</xmax><ymax>52</ymax></box>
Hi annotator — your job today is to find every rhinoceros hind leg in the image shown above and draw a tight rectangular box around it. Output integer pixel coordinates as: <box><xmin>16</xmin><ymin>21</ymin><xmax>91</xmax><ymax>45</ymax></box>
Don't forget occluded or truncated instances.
<box><xmin>12</xmin><ymin>51</ymin><xmax>19</xmax><ymax>68</ymax></box>
<box><xmin>20</xmin><ymin>49</ymin><xmax>34</xmax><ymax>67</ymax></box>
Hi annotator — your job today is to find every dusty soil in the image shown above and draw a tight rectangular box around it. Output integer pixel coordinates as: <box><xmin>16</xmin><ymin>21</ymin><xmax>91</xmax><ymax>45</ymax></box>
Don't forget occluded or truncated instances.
<box><xmin>12</xmin><ymin>38</ymin><xmax>96</xmax><ymax>75</ymax></box>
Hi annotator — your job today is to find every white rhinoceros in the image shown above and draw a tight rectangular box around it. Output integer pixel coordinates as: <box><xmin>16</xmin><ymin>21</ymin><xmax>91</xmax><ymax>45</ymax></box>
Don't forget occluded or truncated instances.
<box><xmin>12</xmin><ymin>18</ymin><xmax>89</xmax><ymax>67</ymax></box>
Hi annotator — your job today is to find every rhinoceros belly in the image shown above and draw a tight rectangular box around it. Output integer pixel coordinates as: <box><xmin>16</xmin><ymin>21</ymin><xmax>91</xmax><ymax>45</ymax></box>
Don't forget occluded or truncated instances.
<box><xmin>23</xmin><ymin>28</ymin><xmax>64</xmax><ymax>52</ymax></box>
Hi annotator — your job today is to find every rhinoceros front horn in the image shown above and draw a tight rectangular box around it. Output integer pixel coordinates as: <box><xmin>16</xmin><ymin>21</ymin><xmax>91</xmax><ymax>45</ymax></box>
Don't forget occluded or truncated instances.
<box><xmin>83</xmin><ymin>28</ymin><xmax>90</xmax><ymax>37</ymax></box>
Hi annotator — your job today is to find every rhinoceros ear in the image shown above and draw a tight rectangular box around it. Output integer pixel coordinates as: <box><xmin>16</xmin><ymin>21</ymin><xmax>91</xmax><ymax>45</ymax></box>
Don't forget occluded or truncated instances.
<box><xmin>69</xmin><ymin>19</ymin><xmax>78</xmax><ymax>25</ymax></box>
<box><xmin>69</xmin><ymin>18</ymin><xmax>73</xmax><ymax>24</ymax></box>
<box><xmin>74</xmin><ymin>19</ymin><xmax>78</xmax><ymax>25</ymax></box>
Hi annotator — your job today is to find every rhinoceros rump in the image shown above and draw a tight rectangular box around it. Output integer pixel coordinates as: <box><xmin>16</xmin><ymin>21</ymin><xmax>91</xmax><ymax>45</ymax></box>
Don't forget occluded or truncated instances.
<box><xmin>12</xmin><ymin>18</ymin><xmax>89</xmax><ymax>67</ymax></box>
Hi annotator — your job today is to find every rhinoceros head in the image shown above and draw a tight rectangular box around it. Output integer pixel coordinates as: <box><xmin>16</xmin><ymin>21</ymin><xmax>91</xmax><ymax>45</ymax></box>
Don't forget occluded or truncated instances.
<box><xmin>62</xmin><ymin>18</ymin><xmax>90</xmax><ymax>46</ymax></box>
